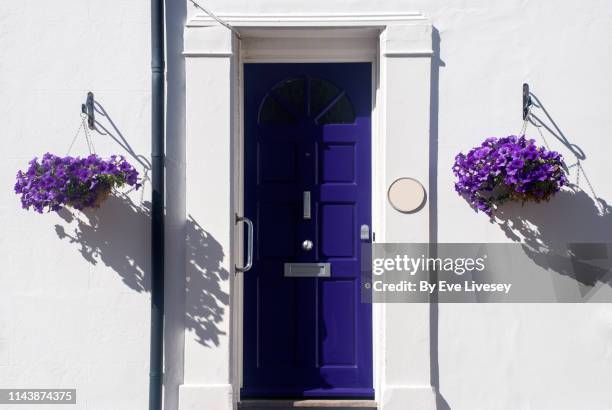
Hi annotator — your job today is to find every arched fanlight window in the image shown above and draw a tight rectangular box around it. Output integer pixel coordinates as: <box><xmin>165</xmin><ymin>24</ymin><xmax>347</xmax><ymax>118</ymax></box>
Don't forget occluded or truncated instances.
<box><xmin>258</xmin><ymin>76</ymin><xmax>355</xmax><ymax>125</ymax></box>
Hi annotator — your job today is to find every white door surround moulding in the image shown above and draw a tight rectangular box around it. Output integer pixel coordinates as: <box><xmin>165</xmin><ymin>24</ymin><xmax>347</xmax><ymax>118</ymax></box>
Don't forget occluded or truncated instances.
<box><xmin>183</xmin><ymin>13</ymin><xmax>434</xmax><ymax>59</ymax></box>
<box><xmin>186</xmin><ymin>12</ymin><xmax>429</xmax><ymax>28</ymax></box>
<box><xmin>181</xmin><ymin>13</ymin><xmax>436</xmax><ymax>410</ymax></box>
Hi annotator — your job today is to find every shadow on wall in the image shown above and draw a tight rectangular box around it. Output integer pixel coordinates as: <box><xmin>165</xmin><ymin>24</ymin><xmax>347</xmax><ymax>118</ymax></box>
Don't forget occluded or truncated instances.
<box><xmin>54</xmin><ymin>195</ymin><xmax>229</xmax><ymax>347</ymax></box>
<box><xmin>495</xmin><ymin>186</ymin><xmax>612</xmax><ymax>288</ymax></box>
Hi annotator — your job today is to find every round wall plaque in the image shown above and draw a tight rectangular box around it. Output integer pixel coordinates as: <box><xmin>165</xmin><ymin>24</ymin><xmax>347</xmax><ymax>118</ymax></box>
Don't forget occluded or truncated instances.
<box><xmin>387</xmin><ymin>177</ymin><xmax>427</xmax><ymax>214</ymax></box>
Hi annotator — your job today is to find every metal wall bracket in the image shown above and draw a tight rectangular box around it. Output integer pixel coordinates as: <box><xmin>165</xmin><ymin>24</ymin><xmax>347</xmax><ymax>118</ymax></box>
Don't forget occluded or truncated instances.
<box><xmin>522</xmin><ymin>83</ymin><xmax>532</xmax><ymax>120</ymax></box>
<box><xmin>81</xmin><ymin>91</ymin><xmax>95</xmax><ymax>129</ymax></box>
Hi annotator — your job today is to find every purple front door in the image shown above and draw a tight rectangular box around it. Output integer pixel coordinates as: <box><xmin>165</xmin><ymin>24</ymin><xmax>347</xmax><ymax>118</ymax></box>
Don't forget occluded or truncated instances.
<box><xmin>243</xmin><ymin>63</ymin><xmax>373</xmax><ymax>398</ymax></box>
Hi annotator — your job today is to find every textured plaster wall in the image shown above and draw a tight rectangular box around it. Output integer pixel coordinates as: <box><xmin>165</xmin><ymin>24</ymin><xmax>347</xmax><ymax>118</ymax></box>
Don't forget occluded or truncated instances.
<box><xmin>1</xmin><ymin>0</ymin><xmax>612</xmax><ymax>409</ymax></box>
<box><xmin>0</xmin><ymin>1</ymin><xmax>152</xmax><ymax>409</ymax></box>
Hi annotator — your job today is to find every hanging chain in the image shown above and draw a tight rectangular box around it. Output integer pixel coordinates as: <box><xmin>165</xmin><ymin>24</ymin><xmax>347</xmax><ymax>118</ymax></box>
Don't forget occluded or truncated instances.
<box><xmin>82</xmin><ymin>115</ymin><xmax>96</xmax><ymax>155</ymax></box>
<box><xmin>66</xmin><ymin>109</ymin><xmax>151</xmax><ymax>206</ymax></box>
<box><xmin>66</xmin><ymin>113</ymin><xmax>96</xmax><ymax>156</ymax></box>
<box><xmin>518</xmin><ymin>105</ymin><xmax>530</xmax><ymax>136</ymax></box>
<box><xmin>66</xmin><ymin>114</ymin><xmax>86</xmax><ymax>156</ymax></box>
<box><xmin>575</xmin><ymin>160</ymin><xmax>604</xmax><ymax>213</ymax></box>
<box><xmin>532</xmin><ymin>116</ymin><xmax>551</xmax><ymax>150</ymax></box>
<box><xmin>524</xmin><ymin>98</ymin><xmax>604</xmax><ymax>214</ymax></box>
<box><xmin>115</xmin><ymin>167</ymin><xmax>150</xmax><ymax>206</ymax></box>
<box><xmin>519</xmin><ymin>104</ymin><xmax>551</xmax><ymax>150</ymax></box>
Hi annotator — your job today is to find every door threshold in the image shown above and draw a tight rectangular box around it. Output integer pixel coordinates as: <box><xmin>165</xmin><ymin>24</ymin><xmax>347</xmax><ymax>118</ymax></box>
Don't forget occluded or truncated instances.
<box><xmin>238</xmin><ymin>400</ymin><xmax>377</xmax><ymax>408</ymax></box>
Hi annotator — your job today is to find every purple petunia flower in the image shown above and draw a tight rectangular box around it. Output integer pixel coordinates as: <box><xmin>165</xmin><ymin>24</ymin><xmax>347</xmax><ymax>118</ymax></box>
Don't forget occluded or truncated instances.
<box><xmin>452</xmin><ymin>136</ymin><xmax>567</xmax><ymax>215</ymax></box>
<box><xmin>507</xmin><ymin>158</ymin><xmax>525</xmax><ymax>174</ymax></box>
<box><xmin>14</xmin><ymin>153</ymin><xmax>141</xmax><ymax>213</ymax></box>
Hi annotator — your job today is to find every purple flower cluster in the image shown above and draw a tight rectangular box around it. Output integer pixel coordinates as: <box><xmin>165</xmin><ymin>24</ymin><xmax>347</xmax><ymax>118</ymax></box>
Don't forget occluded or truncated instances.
<box><xmin>453</xmin><ymin>136</ymin><xmax>568</xmax><ymax>215</ymax></box>
<box><xmin>15</xmin><ymin>153</ymin><xmax>140</xmax><ymax>213</ymax></box>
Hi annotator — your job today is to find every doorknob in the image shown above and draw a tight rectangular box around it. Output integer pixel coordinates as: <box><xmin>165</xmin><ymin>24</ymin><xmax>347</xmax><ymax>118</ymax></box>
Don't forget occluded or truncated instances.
<box><xmin>235</xmin><ymin>214</ymin><xmax>254</xmax><ymax>272</ymax></box>
<box><xmin>302</xmin><ymin>239</ymin><xmax>314</xmax><ymax>251</ymax></box>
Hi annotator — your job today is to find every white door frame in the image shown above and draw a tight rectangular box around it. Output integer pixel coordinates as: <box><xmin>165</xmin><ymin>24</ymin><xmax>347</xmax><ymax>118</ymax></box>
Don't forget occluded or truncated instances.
<box><xmin>180</xmin><ymin>13</ymin><xmax>436</xmax><ymax>410</ymax></box>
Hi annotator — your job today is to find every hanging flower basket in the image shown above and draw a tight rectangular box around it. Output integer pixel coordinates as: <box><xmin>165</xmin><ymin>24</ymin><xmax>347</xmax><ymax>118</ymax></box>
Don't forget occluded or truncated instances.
<box><xmin>14</xmin><ymin>153</ymin><xmax>141</xmax><ymax>213</ymax></box>
<box><xmin>452</xmin><ymin>136</ymin><xmax>568</xmax><ymax>216</ymax></box>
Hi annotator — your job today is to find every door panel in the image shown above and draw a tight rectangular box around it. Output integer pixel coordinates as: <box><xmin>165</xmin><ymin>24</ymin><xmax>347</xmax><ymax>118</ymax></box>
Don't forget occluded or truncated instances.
<box><xmin>243</xmin><ymin>63</ymin><xmax>372</xmax><ymax>398</ymax></box>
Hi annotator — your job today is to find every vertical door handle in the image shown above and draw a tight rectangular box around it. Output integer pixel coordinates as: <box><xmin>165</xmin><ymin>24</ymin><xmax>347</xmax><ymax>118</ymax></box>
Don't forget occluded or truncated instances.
<box><xmin>235</xmin><ymin>214</ymin><xmax>254</xmax><ymax>272</ymax></box>
<box><xmin>303</xmin><ymin>191</ymin><xmax>311</xmax><ymax>220</ymax></box>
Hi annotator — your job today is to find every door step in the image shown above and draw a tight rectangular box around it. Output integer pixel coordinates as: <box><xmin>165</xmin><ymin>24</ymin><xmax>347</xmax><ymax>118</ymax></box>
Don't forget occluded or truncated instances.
<box><xmin>238</xmin><ymin>400</ymin><xmax>377</xmax><ymax>409</ymax></box>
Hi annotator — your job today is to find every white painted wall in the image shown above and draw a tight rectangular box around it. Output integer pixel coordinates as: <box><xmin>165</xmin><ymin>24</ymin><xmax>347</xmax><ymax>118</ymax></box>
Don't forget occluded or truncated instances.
<box><xmin>1</xmin><ymin>0</ymin><xmax>612</xmax><ymax>409</ymax></box>
<box><xmin>0</xmin><ymin>1</ymin><xmax>153</xmax><ymax>409</ymax></box>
